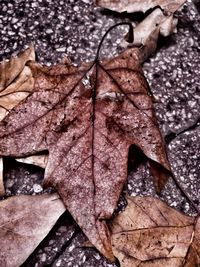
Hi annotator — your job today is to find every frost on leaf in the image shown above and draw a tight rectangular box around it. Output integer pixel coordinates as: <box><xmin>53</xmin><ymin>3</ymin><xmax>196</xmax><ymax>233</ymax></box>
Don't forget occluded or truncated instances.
<box><xmin>0</xmin><ymin>46</ymin><xmax>170</xmax><ymax>260</ymax></box>
<box><xmin>110</xmin><ymin>196</ymin><xmax>200</xmax><ymax>267</ymax></box>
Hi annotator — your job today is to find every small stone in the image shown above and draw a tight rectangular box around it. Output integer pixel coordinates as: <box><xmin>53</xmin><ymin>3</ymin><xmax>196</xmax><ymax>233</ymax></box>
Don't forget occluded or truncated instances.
<box><xmin>33</xmin><ymin>184</ymin><xmax>43</xmax><ymax>193</ymax></box>
<box><xmin>56</xmin><ymin>47</ymin><xmax>66</xmax><ymax>52</ymax></box>
<box><xmin>73</xmin><ymin>6</ymin><xmax>79</xmax><ymax>12</ymax></box>
<box><xmin>55</xmin><ymin>259</ymin><xmax>62</xmax><ymax>267</ymax></box>
<box><xmin>40</xmin><ymin>253</ymin><xmax>47</xmax><ymax>262</ymax></box>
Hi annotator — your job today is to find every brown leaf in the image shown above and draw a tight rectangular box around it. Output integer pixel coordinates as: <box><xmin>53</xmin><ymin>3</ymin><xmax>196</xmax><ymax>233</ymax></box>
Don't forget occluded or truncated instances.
<box><xmin>0</xmin><ymin>47</ymin><xmax>170</xmax><ymax>260</ymax></box>
<box><xmin>0</xmin><ymin>45</ymin><xmax>35</xmax><ymax>121</ymax></box>
<box><xmin>110</xmin><ymin>196</ymin><xmax>199</xmax><ymax>267</ymax></box>
<box><xmin>0</xmin><ymin>193</ymin><xmax>65</xmax><ymax>267</ymax></box>
<box><xmin>96</xmin><ymin>0</ymin><xmax>186</xmax><ymax>14</ymax></box>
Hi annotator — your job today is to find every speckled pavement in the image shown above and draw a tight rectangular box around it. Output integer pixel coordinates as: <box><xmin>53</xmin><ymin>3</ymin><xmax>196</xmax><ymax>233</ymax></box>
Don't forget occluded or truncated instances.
<box><xmin>1</xmin><ymin>0</ymin><xmax>200</xmax><ymax>266</ymax></box>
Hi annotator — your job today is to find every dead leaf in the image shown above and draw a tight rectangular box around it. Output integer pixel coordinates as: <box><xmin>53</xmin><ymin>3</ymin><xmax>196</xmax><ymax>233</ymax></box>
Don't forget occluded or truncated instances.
<box><xmin>0</xmin><ymin>193</ymin><xmax>65</xmax><ymax>267</ymax></box>
<box><xmin>96</xmin><ymin>1</ymin><xmax>185</xmax><ymax>62</ymax></box>
<box><xmin>96</xmin><ymin>0</ymin><xmax>186</xmax><ymax>14</ymax></box>
<box><xmin>110</xmin><ymin>196</ymin><xmax>199</xmax><ymax>267</ymax></box>
<box><xmin>0</xmin><ymin>45</ymin><xmax>35</xmax><ymax>121</ymax></box>
<box><xmin>127</xmin><ymin>8</ymin><xmax>173</xmax><ymax>61</ymax></box>
<box><xmin>0</xmin><ymin>46</ymin><xmax>170</xmax><ymax>260</ymax></box>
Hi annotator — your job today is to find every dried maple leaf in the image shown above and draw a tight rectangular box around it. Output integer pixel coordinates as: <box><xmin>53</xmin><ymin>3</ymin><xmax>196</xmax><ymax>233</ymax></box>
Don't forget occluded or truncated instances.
<box><xmin>110</xmin><ymin>196</ymin><xmax>200</xmax><ymax>267</ymax></box>
<box><xmin>0</xmin><ymin>193</ymin><xmax>65</xmax><ymax>267</ymax></box>
<box><xmin>0</xmin><ymin>24</ymin><xmax>170</xmax><ymax>260</ymax></box>
<box><xmin>96</xmin><ymin>0</ymin><xmax>186</xmax><ymax>14</ymax></box>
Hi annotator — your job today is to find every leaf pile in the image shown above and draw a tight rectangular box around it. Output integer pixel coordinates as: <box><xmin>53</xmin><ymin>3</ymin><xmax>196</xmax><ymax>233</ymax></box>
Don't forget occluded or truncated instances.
<box><xmin>0</xmin><ymin>0</ymin><xmax>191</xmax><ymax>265</ymax></box>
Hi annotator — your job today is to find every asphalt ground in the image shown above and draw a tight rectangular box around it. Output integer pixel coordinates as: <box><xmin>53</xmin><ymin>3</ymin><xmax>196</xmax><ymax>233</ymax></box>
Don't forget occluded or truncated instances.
<box><xmin>1</xmin><ymin>0</ymin><xmax>200</xmax><ymax>266</ymax></box>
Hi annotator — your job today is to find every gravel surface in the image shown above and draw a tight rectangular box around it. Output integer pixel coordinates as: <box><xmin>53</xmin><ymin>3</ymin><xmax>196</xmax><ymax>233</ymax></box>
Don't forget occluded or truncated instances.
<box><xmin>1</xmin><ymin>0</ymin><xmax>200</xmax><ymax>266</ymax></box>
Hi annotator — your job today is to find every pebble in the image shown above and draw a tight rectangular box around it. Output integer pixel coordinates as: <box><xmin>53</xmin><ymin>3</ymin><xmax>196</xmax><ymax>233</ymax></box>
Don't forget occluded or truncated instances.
<box><xmin>33</xmin><ymin>184</ymin><xmax>43</xmax><ymax>193</ymax></box>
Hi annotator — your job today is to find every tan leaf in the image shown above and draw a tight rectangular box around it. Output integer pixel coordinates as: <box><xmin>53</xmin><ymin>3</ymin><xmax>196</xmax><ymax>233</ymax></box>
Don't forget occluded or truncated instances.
<box><xmin>110</xmin><ymin>196</ymin><xmax>199</xmax><ymax>267</ymax></box>
<box><xmin>96</xmin><ymin>0</ymin><xmax>186</xmax><ymax>14</ymax></box>
<box><xmin>16</xmin><ymin>154</ymin><xmax>49</xmax><ymax>169</ymax></box>
<box><xmin>0</xmin><ymin>45</ymin><xmax>35</xmax><ymax>90</ymax></box>
<box><xmin>96</xmin><ymin>0</ymin><xmax>186</xmax><ymax>62</ymax></box>
<box><xmin>0</xmin><ymin>46</ymin><xmax>35</xmax><ymax>121</ymax></box>
<box><xmin>0</xmin><ymin>193</ymin><xmax>65</xmax><ymax>267</ymax></box>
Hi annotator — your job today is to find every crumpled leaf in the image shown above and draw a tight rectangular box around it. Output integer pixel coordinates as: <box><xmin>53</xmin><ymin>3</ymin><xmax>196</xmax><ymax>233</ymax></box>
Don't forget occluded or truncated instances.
<box><xmin>110</xmin><ymin>196</ymin><xmax>200</xmax><ymax>267</ymax></box>
<box><xmin>96</xmin><ymin>0</ymin><xmax>186</xmax><ymax>14</ymax></box>
<box><xmin>0</xmin><ymin>193</ymin><xmax>65</xmax><ymax>267</ymax></box>
<box><xmin>129</xmin><ymin>8</ymin><xmax>178</xmax><ymax>61</ymax></box>
<box><xmin>0</xmin><ymin>47</ymin><xmax>170</xmax><ymax>260</ymax></box>
<box><xmin>96</xmin><ymin>0</ymin><xmax>186</xmax><ymax>61</ymax></box>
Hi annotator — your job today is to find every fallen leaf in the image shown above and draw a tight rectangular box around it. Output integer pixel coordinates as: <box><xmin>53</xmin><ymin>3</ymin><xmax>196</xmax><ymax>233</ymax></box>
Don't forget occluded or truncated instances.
<box><xmin>0</xmin><ymin>45</ymin><xmax>35</xmax><ymax>120</ymax></box>
<box><xmin>110</xmin><ymin>196</ymin><xmax>199</xmax><ymax>267</ymax></box>
<box><xmin>96</xmin><ymin>0</ymin><xmax>186</xmax><ymax>14</ymax></box>
<box><xmin>126</xmin><ymin>8</ymin><xmax>179</xmax><ymax>61</ymax></box>
<box><xmin>0</xmin><ymin>193</ymin><xmax>65</xmax><ymax>267</ymax></box>
<box><xmin>0</xmin><ymin>46</ymin><xmax>170</xmax><ymax>260</ymax></box>
<box><xmin>96</xmin><ymin>1</ymin><xmax>185</xmax><ymax>62</ymax></box>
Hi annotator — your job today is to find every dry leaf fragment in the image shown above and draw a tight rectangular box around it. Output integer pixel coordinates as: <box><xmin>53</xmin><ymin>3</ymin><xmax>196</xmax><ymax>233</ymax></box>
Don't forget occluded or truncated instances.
<box><xmin>16</xmin><ymin>154</ymin><xmax>49</xmax><ymax>169</ymax></box>
<box><xmin>0</xmin><ymin>46</ymin><xmax>35</xmax><ymax>121</ymax></box>
<box><xmin>0</xmin><ymin>45</ymin><xmax>170</xmax><ymax>260</ymax></box>
<box><xmin>0</xmin><ymin>157</ymin><xmax>4</xmax><ymax>196</ymax></box>
<box><xmin>110</xmin><ymin>196</ymin><xmax>199</xmax><ymax>267</ymax></box>
<box><xmin>96</xmin><ymin>0</ymin><xmax>186</xmax><ymax>14</ymax></box>
<box><xmin>0</xmin><ymin>193</ymin><xmax>65</xmax><ymax>267</ymax></box>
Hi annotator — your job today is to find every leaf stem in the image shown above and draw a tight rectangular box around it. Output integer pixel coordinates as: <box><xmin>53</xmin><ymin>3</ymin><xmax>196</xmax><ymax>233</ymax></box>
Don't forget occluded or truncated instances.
<box><xmin>95</xmin><ymin>22</ymin><xmax>133</xmax><ymax>61</ymax></box>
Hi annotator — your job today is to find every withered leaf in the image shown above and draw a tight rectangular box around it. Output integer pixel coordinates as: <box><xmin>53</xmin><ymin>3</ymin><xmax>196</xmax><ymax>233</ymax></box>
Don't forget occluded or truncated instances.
<box><xmin>96</xmin><ymin>1</ymin><xmax>186</xmax><ymax>63</ymax></box>
<box><xmin>96</xmin><ymin>0</ymin><xmax>186</xmax><ymax>14</ymax></box>
<box><xmin>110</xmin><ymin>196</ymin><xmax>199</xmax><ymax>267</ymax></box>
<box><xmin>0</xmin><ymin>47</ymin><xmax>170</xmax><ymax>260</ymax></box>
<box><xmin>128</xmin><ymin>8</ymin><xmax>178</xmax><ymax>61</ymax></box>
<box><xmin>0</xmin><ymin>45</ymin><xmax>35</xmax><ymax>121</ymax></box>
<box><xmin>0</xmin><ymin>194</ymin><xmax>65</xmax><ymax>267</ymax></box>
